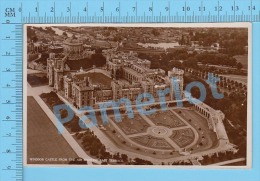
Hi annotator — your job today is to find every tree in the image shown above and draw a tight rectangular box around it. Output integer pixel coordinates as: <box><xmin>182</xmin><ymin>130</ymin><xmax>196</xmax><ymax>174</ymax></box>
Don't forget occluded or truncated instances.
<box><xmin>70</xmin><ymin>116</ymin><xmax>82</xmax><ymax>132</ymax></box>
<box><xmin>113</xmin><ymin>152</ymin><xmax>121</xmax><ymax>160</ymax></box>
<box><xmin>151</xmin><ymin>29</ymin><xmax>160</xmax><ymax>36</ymax></box>
<box><xmin>134</xmin><ymin>158</ymin><xmax>153</xmax><ymax>165</ymax></box>
<box><xmin>90</xmin><ymin>142</ymin><xmax>100</xmax><ymax>156</ymax></box>
<box><xmin>121</xmin><ymin>154</ymin><xmax>128</xmax><ymax>162</ymax></box>
<box><xmin>82</xmin><ymin>134</ymin><xmax>93</xmax><ymax>145</ymax></box>
<box><xmin>60</xmin><ymin>109</ymin><xmax>68</xmax><ymax>119</ymax></box>
<box><xmin>27</xmin><ymin>27</ymin><xmax>38</xmax><ymax>42</ymax></box>
<box><xmin>183</xmin><ymin>57</ymin><xmax>198</xmax><ymax>68</ymax></box>
<box><xmin>179</xmin><ymin>35</ymin><xmax>185</xmax><ymax>45</ymax></box>
<box><xmin>236</xmin><ymin>62</ymin><xmax>243</xmax><ymax>70</ymax></box>
<box><xmin>63</xmin><ymin>31</ymin><xmax>68</xmax><ymax>37</ymax></box>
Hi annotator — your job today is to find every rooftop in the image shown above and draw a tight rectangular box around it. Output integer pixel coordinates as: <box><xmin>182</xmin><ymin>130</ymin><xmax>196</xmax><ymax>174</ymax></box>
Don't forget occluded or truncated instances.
<box><xmin>65</xmin><ymin>58</ymin><xmax>94</xmax><ymax>70</ymax></box>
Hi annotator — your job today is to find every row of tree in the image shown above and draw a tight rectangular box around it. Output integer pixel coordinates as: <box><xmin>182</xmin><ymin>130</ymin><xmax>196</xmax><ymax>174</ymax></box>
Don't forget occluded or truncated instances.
<box><xmin>187</xmin><ymin>29</ymin><xmax>248</xmax><ymax>55</ymax></box>
<box><xmin>200</xmin><ymin>151</ymin><xmax>245</xmax><ymax>165</ymax></box>
<box><xmin>138</xmin><ymin>50</ymin><xmax>242</xmax><ymax>74</ymax></box>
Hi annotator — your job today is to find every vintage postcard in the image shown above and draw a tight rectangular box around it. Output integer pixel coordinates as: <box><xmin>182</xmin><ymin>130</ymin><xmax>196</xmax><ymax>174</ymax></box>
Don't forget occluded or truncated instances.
<box><xmin>24</xmin><ymin>23</ymin><xmax>252</xmax><ymax>168</ymax></box>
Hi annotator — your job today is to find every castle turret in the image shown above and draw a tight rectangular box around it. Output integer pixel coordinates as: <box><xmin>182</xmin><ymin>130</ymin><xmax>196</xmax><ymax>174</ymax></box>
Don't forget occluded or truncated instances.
<box><xmin>167</xmin><ymin>67</ymin><xmax>184</xmax><ymax>100</ymax></box>
<box><xmin>46</xmin><ymin>53</ymin><xmax>66</xmax><ymax>90</ymax></box>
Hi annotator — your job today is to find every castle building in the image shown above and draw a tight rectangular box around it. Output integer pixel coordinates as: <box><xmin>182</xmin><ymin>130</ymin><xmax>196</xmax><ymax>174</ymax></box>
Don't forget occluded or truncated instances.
<box><xmin>47</xmin><ymin>48</ymin><xmax>184</xmax><ymax>109</ymax></box>
<box><xmin>105</xmin><ymin>50</ymin><xmax>184</xmax><ymax>102</ymax></box>
<box><xmin>47</xmin><ymin>53</ymin><xmax>69</xmax><ymax>89</ymax></box>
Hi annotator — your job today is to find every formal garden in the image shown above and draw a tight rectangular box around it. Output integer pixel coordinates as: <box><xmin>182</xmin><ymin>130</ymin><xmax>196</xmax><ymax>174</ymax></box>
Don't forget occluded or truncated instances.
<box><xmin>40</xmin><ymin>92</ymin><xmax>157</xmax><ymax>165</ymax></box>
<box><xmin>148</xmin><ymin>110</ymin><xmax>186</xmax><ymax>128</ymax></box>
<box><xmin>174</xmin><ymin>108</ymin><xmax>218</xmax><ymax>152</ymax></box>
<box><xmin>114</xmin><ymin>114</ymin><xmax>150</xmax><ymax>135</ymax></box>
<box><xmin>131</xmin><ymin>135</ymin><xmax>173</xmax><ymax>150</ymax></box>
<box><xmin>170</xmin><ymin>128</ymin><xmax>194</xmax><ymax>148</ymax></box>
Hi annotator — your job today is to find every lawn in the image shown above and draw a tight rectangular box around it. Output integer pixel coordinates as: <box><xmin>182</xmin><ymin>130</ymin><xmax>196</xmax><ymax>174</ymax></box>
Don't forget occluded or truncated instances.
<box><xmin>148</xmin><ymin>110</ymin><xmax>186</xmax><ymax>128</ymax></box>
<box><xmin>27</xmin><ymin>96</ymin><xmax>78</xmax><ymax>164</ymax></box>
<box><xmin>170</xmin><ymin>128</ymin><xmax>194</xmax><ymax>148</ymax></box>
<box><xmin>113</xmin><ymin>114</ymin><xmax>150</xmax><ymax>135</ymax></box>
<box><xmin>85</xmin><ymin>72</ymin><xmax>112</xmax><ymax>87</ymax></box>
<box><xmin>27</xmin><ymin>73</ymin><xmax>48</xmax><ymax>87</ymax></box>
<box><xmin>101</xmin><ymin>119</ymin><xmax>182</xmax><ymax>159</ymax></box>
<box><xmin>131</xmin><ymin>135</ymin><xmax>173</xmax><ymax>150</ymax></box>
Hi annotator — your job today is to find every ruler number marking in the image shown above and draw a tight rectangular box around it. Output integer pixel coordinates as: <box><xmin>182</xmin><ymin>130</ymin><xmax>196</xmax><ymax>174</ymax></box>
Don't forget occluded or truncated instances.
<box><xmin>248</xmin><ymin>5</ymin><xmax>256</xmax><ymax>11</ymax></box>
<box><xmin>50</xmin><ymin>7</ymin><xmax>54</xmax><ymax>13</ymax></box>
<box><xmin>199</xmin><ymin>6</ymin><xmax>206</xmax><ymax>12</ymax></box>
<box><xmin>183</xmin><ymin>6</ymin><xmax>190</xmax><ymax>11</ymax></box>
<box><xmin>7</xmin><ymin>166</ymin><xmax>11</xmax><ymax>170</ymax></box>
<box><xmin>232</xmin><ymin>6</ymin><xmax>239</xmax><ymax>11</ymax></box>
<box><xmin>215</xmin><ymin>6</ymin><xmax>222</xmax><ymax>11</ymax></box>
<box><xmin>6</xmin><ymin>149</ymin><xmax>11</xmax><ymax>153</ymax></box>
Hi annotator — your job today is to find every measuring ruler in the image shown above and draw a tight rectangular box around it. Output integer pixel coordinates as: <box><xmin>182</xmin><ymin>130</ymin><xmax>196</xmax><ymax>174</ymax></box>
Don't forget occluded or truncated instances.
<box><xmin>0</xmin><ymin>0</ymin><xmax>259</xmax><ymax>181</ymax></box>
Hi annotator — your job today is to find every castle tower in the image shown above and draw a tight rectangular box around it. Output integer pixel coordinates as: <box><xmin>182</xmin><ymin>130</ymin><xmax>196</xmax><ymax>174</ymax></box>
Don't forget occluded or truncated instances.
<box><xmin>47</xmin><ymin>53</ymin><xmax>55</xmax><ymax>86</ymax></box>
<box><xmin>47</xmin><ymin>53</ymin><xmax>66</xmax><ymax>91</ymax></box>
<box><xmin>167</xmin><ymin>67</ymin><xmax>184</xmax><ymax>100</ymax></box>
<box><xmin>111</xmin><ymin>80</ymin><xmax>122</xmax><ymax>101</ymax></box>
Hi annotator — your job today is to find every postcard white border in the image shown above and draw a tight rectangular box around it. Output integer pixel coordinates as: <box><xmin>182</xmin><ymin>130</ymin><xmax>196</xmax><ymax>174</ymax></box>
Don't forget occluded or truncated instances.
<box><xmin>23</xmin><ymin>22</ymin><xmax>252</xmax><ymax>169</ymax></box>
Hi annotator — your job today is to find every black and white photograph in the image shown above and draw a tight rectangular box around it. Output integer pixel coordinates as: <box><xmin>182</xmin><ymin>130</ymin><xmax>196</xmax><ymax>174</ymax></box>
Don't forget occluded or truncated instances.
<box><xmin>24</xmin><ymin>23</ymin><xmax>251</xmax><ymax>167</ymax></box>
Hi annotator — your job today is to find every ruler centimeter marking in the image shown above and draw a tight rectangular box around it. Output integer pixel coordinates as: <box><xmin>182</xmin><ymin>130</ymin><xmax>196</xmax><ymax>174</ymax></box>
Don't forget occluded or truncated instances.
<box><xmin>0</xmin><ymin>21</ymin><xmax>23</xmax><ymax>181</ymax></box>
<box><xmin>0</xmin><ymin>0</ymin><xmax>256</xmax><ymax>23</ymax></box>
<box><xmin>0</xmin><ymin>0</ymin><xmax>260</xmax><ymax>181</ymax></box>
